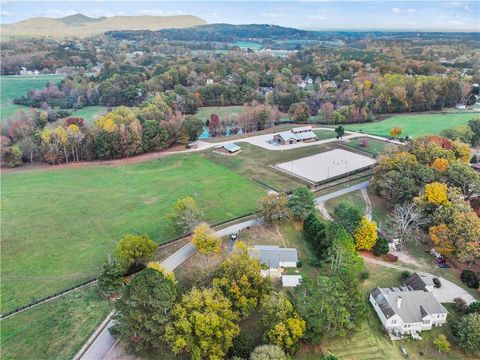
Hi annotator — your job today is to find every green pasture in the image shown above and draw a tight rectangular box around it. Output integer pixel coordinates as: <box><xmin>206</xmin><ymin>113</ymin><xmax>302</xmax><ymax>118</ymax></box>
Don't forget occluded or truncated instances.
<box><xmin>343</xmin><ymin>138</ymin><xmax>393</xmax><ymax>155</ymax></box>
<box><xmin>0</xmin><ymin>75</ymin><xmax>64</xmax><ymax>122</ymax></box>
<box><xmin>0</xmin><ymin>285</ymin><xmax>111</xmax><ymax>360</ymax></box>
<box><xmin>194</xmin><ymin>105</ymin><xmax>244</xmax><ymax>123</ymax></box>
<box><xmin>68</xmin><ymin>105</ymin><xmax>109</xmax><ymax>125</ymax></box>
<box><xmin>346</xmin><ymin>112</ymin><xmax>478</xmax><ymax>138</ymax></box>
<box><xmin>1</xmin><ymin>154</ymin><xmax>265</xmax><ymax>312</ymax></box>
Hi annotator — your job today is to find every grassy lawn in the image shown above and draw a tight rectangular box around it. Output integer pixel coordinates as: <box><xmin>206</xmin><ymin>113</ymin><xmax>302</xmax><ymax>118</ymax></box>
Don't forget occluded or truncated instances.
<box><xmin>0</xmin><ymin>75</ymin><xmax>64</xmax><ymax>122</ymax></box>
<box><xmin>194</xmin><ymin>105</ymin><xmax>244</xmax><ymax>123</ymax></box>
<box><xmin>0</xmin><ymin>284</ymin><xmax>111</xmax><ymax>360</ymax></box>
<box><xmin>325</xmin><ymin>189</ymin><xmax>366</xmax><ymax>215</ymax></box>
<box><xmin>313</xmin><ymin>129</ymin><xmax>337</xmax><ymax>140</ymax></box>
<box><xmin>203</xmin><ymin>142</ymin><xmax>336</xmax><ymax>192</ymax></box>
<box><xmin>345</xmin><ymin>112</ymin><xmax>479</xmax><ymax>139</ymax></box>
<box><xmin>67</xmin><ymin>105</ymin><xmax>109</xmax><ymax>125</ymax></box>
<box><xmin>343</xmin><ymin>138</ymin><xmax>394</xmax><ymax>156</ymax></box>
<box><xmin>1</xmin><ymin>154</ymin><xmax>266</xmax><ymax>312</ymax></box>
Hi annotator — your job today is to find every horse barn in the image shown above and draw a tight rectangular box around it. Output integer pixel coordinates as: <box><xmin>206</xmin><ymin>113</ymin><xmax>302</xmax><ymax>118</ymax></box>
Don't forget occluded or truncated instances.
<box><xmin>273</xmin><ymin>126</ymin><xmax>318</xmax><ymax>145</ymax></box>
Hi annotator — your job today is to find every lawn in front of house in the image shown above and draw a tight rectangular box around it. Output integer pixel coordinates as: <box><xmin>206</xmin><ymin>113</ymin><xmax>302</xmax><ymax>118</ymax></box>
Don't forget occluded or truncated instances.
<box><xmin>1</xmin><ymin>154</ymin><xmax>265</xmax><ymax>312</ymax></box>
<box><xmin>345</xmin><ymin>112</ymin><xmax>478</xmax><ymax>138</ymax></box>
<box><xmin>0</xmin><ymin>284</ymin><xmax>111</xmax><ymax>360</ymax></box>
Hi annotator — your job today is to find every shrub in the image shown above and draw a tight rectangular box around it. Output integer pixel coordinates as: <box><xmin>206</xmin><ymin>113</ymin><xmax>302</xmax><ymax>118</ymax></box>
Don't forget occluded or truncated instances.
<box><xmin>400</xmin><ymin>271</ymin><xmax>411</xmax><ymax>282</ymax></box>
<box><xmin>433</xmin><ymin>277</ymin><xmax>441</xmax><ymax>288</ymax></box>
<box><xmin>384</xmin><ymin>253</ymin><xmax>398</xmax><ymax>262</ymax></box>
<box><xmin>297</xmin><ymin>260</ymin><xmax>303</xmax><ymax>268</ymax></box>
<box><xmin>360</xmin><ymin>271</ymin><xmax>370</xmax><ymax>281</ymax></box>
<box><xmin>360</xmin><ymin>139</ymin><xmax>368</xmax><ymax>147</ymax></box>
<box><xmin>452</xmin><ymin>313</ymin><xmax>480</xmax><ymax>355</ymax></box>
<box><xmin>372</xmin><ymin>236</ymin><xmax>389</xmax><ymax>256</ymax></box>
<box><xmin>230</xmin><ymin>331</ymin><xmax>254</xmax><ymax>359</ymax></box>
<box><xmin>466</xmin><ymin>301</ymin><xmax>480</xmax><ymax>315</ymax></box>
<box><xmin>460</xmin><ymin>270</ymin><xmax>479</xmax><ymax>289</ymax></box>
<box><xmin>454</xmin><ymin>297</ymin><xmax>468</xmax><ymax>313</ymax></box>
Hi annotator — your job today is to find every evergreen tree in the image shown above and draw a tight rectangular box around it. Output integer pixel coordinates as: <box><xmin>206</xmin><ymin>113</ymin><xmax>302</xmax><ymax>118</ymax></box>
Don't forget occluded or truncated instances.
<box><xmin>97</xmin><ymin>257</ymin><xmax>124</xmax><ymax>297</ymax></box>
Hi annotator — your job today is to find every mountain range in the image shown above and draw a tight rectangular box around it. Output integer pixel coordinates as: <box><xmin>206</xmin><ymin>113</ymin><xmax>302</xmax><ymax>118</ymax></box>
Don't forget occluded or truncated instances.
<box><xmin>1</xmin><ymin>13</ymin><xmax>207</xmax><ymax>39</ymax></box>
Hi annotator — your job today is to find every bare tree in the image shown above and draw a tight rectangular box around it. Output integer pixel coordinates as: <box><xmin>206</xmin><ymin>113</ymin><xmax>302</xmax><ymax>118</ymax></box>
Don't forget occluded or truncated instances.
<box><xmin>387</xmin><ymin>202</ymin><xmax>426</xmax><ymax>245</ymax></box>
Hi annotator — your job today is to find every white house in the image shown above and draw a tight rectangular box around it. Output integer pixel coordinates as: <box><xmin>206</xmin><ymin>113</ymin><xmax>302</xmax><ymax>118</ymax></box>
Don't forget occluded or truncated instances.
<box><xmin>248</xmin><ymin>245</ymin><xmax>298</xmax><ymax>278</ymax></box>
<box><xmin>370</xmin><ymin>284</ymin><xmax>448</xmax><ymax>338</ymax></box>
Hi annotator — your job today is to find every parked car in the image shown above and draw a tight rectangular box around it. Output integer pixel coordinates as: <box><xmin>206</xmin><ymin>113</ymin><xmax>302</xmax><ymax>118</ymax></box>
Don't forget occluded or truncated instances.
<box><xmin>438</xmin><ymin>263</ymin><xmax>450</xmax><ymax>269</ymax></box>
<box><xmin>433</xmin><ymin>277</ymin><xmax>441</xmax><ymax>288</ymax></box>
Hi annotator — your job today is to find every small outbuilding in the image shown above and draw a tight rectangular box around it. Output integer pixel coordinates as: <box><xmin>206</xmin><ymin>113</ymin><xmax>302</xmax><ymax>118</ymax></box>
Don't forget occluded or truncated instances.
<box><xmin>282</xmin><ymin>275</ymin><xmax>302</xmax><ymax>287</ymax></box>
<box><xmin>214</xmin><ymin>143</ymin><xmax>242</xmax><ymax>155</ymax></box>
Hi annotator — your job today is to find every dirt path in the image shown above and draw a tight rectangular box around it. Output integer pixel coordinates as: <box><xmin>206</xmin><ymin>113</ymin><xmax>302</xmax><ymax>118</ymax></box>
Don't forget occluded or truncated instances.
<box><xmin>361</xmin><ymin>187</ymin><xmax>372</xmax><ymax>220</ymax></box>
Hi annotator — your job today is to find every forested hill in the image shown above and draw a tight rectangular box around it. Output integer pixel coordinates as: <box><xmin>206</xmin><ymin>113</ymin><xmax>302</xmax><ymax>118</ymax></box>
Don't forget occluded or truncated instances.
<box><xmin>107</xmin><ymin>23</ymin><xmax>480</xmax><ymax>45</ymax></box>
<box><xmin>107</xmin><ymin>23</ymin><xmax>326</xmax><ymax>42</ymax></box>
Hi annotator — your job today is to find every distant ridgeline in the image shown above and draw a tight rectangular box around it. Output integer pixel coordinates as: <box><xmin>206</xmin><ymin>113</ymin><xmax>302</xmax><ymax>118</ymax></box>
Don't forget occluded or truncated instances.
<box><xmin>106</xmin><ymin>24</ymin><xmax>480</xmax><ymax>48</ymax></box>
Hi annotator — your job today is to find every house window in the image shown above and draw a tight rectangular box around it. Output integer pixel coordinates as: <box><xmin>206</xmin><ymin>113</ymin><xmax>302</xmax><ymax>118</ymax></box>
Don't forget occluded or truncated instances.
<box><xmin>423</xmin><ymin>320</ymin><xmax>430</xmax><ymax>325</ymax></box>
<box><xmin>391</xmin><ymin>320</ymin><xmax>397</xmax><ymax>325</ymax></box>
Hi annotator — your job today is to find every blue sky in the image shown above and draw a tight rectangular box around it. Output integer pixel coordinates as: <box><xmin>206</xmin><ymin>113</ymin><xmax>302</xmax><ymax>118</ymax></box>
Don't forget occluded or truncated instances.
<box><xmin>1</xmin><ymin>1</ymin><xmax>479</xmax><ymax>31</ymax></box>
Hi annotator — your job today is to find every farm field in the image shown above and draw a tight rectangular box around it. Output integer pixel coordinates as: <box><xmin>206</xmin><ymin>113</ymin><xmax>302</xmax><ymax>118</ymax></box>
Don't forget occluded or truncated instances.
<box><xmin>0</xmin><ymin>284</ymin><xmax>111</xmax><ymax>360</ymax></box>
<box><xmin>1</xmin><ymin>154</ymin><xmax>265</xmax><ymax>312</ymax></box>
<box><xmin>203</xmin><ymin>141</ymin><xmax>337</xmax><ymax>192</ymax></box>
<box><xmin>345</xmin><ymin>112</ymin><xmax>479</xmax><ymax>138</ymax></box>
<box><xmin>0</xmin><ymin>74</ymin><xmax>64</xmax><ymax>122</ymax></box>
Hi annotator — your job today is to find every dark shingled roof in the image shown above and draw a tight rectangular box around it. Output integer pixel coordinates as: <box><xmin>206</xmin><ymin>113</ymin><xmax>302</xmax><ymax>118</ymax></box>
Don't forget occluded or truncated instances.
<box><xmin>405</xmin><ymin>273</ymin><xmax>434</xmax><ymax>291</ymax></box>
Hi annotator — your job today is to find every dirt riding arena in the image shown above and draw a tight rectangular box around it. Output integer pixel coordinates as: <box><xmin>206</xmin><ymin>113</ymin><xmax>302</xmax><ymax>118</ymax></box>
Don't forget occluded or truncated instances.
<box><xmin>274</xmin><ymin>149</ymin><xmax>376</xmax><ymax>184</ymax></box>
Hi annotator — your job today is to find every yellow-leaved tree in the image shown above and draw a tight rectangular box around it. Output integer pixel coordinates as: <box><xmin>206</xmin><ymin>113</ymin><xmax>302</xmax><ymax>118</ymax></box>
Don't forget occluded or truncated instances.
<box><xmin>429</xmin><ymin>223</ymin><xmax>454</xmax><ymax>256</ymax></box>
<box><xmin>424</xmin><ymin>182</ymin><xmax>449</xmax><ymax>205</ymax></box>
<box><xmin>164</xmin><ymin>287</ymin><xmax>239</xmax><ymax>360</ymax></box>
<box><xmin>354</xmin><ymin>216</ymin><xmax>378</xmax><ymax>251</ymax></box>
<box><xmin>192</xmin><ymin>223</ymin><xmax>221</xmax><ymax>255</ymax></box>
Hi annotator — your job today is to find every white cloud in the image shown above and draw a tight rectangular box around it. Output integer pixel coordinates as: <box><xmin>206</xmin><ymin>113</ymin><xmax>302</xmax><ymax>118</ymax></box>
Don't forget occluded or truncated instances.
<box><xmin>391</xmin><ymin>8</ymin><xmax>401</xmax><ymax>14</ymax></box>
<box><xmin>1</xmin><ymin>10</ymin><xmax>13</xmax><ymax>17</ymax></box>
<box><xmin>407</xmin><ymin>8</ymin><xmax>417</xmax><ymax>13</ymax></box>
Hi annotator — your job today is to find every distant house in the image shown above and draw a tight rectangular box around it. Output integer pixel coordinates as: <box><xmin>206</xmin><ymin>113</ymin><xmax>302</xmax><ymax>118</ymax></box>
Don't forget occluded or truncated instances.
<box><xmin>206</xmin><ymin>79</ymin><xmax>214</xmax><ymax>85</ymax></box>
<box><xmin>273</xmin><ymin>126</ymin><xmax>318</xmax><ymax>145</ymax></box>
<box><xmin>282</xmin><ymin>275</ymin><xmax>302</xmax><ymax>287</ymax></box>
<box><xmin>214</xmin><ymin>143</ymin><xmax>241</xmax><ymax>155</ymax></box>
<box><xmin>370</xmin><ymin>274</ymin><xmax>448</xmax><ymax>338</ymax></box>
<box><xmin>456</xmin><ymin>103</ymin><xmax>466</xmax><ymax>110</ymax></box>
<box><xmin>248</xmin><ymin>245</ymin><xmax>298</xmax><ymax>278</ymax></box>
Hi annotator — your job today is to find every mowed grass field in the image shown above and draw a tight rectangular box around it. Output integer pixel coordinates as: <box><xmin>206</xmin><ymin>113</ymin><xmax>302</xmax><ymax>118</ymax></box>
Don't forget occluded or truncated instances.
<box><xmin>0</xmin><ymin>75</ymin><xmax>64</xmax><ymax>121</ymax></box>
<box><xmin>343</xmin><ymin>138</ymin><xmax>393</xmax><ymax>156</ymax></box>
<box><xmin>346</xmin><ymin>112</ymin><xmax>479</xmax><ymax>138</ymax></box>
<box><xmin>1</xmin><ymin>285</ymin><xmax>111</xmax><ymax>360</ymax></box>
<box><xmin>195</xmin><ymin>105</ymin><xmax>244</xmax><ymax>123</ymax></box>
<box><xmin>1</xmin><ymin>154</ymin><xmax>266</xmax><ymax>312</ymax></box>
<box><xmin>68</xmin><ymin>105</ymin><xmax>109</xmax><ymax>125</ymax></box>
